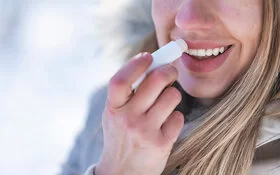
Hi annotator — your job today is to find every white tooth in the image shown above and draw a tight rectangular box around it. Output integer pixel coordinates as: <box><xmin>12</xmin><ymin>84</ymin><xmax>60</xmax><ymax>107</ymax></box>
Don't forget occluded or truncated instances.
<box><xmin>188</xmin><ymin>47</ymin><xmax>227</xmax><ymax>58</ymax></box>
<box><xmin>186</xmin><ymin>50</ymin><xmax>189</xmax><ymax>54</ymax></box>
<box><xmin>190</xmin><ymin>49</ymin><xmax>197</xmax><ymax>56</ymax></box>
<box><xmin>213</xmin><ymin>48</ymin><xmax>220</xmax><ymax>56</ymax></box>
<box><xmin>206</xmin><ymin>49</ymin><xmax>213</xmax><ymax>56</ymax></box>
<box><xmin>198</xmin><ymin>49</ymin><xmax>206</xmax><ymax>56</ymax></box>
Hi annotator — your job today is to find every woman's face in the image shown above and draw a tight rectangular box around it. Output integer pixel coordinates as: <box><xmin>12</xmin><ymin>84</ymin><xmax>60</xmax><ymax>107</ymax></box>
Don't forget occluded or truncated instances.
<box><xmin>152</xmin><ymin>0</ymin><xmax>263</xmax><ymax>101</ymax></box>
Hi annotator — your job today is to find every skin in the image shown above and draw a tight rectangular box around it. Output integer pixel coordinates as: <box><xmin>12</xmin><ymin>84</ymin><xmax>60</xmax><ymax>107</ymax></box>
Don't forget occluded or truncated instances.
<box><xmin>96</xmin><ymin>0</ymin><xmax>263</xmax><ymax>174</ymax></box>
<box><xmin>153</xmin><ymin>0</ymin><xmax>263</xmax><ymax>102</ymax></box>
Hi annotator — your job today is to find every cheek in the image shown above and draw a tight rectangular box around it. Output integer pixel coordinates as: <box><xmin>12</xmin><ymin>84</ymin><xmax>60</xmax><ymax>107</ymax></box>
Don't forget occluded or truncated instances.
<box><xmin>219</xmin><ymin>3</ymin><xmax>262</xmax><ymax>65</ymax></box>
<box><xmin>219</xmin><ymin>2</ymin><xmax>262</xmax><ymax>45</ymax></box>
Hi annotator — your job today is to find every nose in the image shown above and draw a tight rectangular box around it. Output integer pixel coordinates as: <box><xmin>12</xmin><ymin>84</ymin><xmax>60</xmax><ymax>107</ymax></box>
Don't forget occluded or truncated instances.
<box><xmin>175</xmin><ymin>1</ymin><xmax>216</xmax><ymax>32</ymax></box>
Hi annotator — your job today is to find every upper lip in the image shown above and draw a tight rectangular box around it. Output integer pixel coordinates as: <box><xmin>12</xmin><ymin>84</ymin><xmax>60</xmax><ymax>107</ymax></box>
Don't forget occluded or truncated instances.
<box><xmin>179</xmin><ymin>39</ymin><xmax>232</xmax><ymax>50</ymax></box>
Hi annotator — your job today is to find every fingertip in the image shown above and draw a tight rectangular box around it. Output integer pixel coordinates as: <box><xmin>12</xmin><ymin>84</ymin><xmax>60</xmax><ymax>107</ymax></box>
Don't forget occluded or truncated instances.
<box><xmin>161</xmin><ymin>111</ymin><xmax>184</xmax><ymax>142</ymax></box>
<box><xmin>130</xmin><ymin>52</ymin><xmax>153</xmax><ymax>68</ymax></box>
<box><xmin>132</xmin><ymin>52</ymin><xmax>153</xmax><ymax>72</ymax></box>
<box><xmin>176</xmin><ymin>111</ymin><xmax>185</xmax><ymax>127</ymax></box>
<box><xmin>141</xmin><ymin>52</ymin><xmax>153</xmax><ymax>63</ymax></box>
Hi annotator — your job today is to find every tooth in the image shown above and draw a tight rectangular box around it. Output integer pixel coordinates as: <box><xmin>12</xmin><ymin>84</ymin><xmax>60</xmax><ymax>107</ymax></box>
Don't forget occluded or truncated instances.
<box><xmin>206</xmin><ymin>49</ymin><xmax>213</xmax><ymax>56</ymax></box>
<box><xmin>198</xmin><ymin>49</ymin><xmax>206</xmax><ymax>56</ymax></box>
<box><xmin>193</xmin><ymin>50</ymin><xmax>198</xmax><ymax>55</ymax></box>
<box><xmin>188</xmin><ymin>46</ymin><xmax>227</xmax><ymax>58</ymax></box>
<box><xmin>190</xmin><ymin>49</ymin><xmax>197</xmax><ymax>56</ymax></box>
<box><xmin>213</xmin><ymin>48</ymin><xmax>220</xmax><ymax>56</ymax></box>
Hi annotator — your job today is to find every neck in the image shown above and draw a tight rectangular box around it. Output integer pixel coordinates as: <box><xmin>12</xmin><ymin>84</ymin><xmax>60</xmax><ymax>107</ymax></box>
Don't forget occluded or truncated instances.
<box><xmin>196</xmin><ymin>98</ymin><xmax>217</xmax><ymax>107</ymax></box>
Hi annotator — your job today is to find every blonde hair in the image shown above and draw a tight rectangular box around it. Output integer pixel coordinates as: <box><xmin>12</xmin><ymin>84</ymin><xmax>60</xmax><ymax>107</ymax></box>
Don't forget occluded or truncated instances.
<box><xmin>93</xmin><ymin>0</ymin><xmax>279</xmax><ymax>173</ymax></box>
<box><xmin>130</xmin><ymin>0</ymin><xmax>280</xmax><ymax>174</ymax></box>
<box><xmin>159</xmin><ymin>0</ymin><xmax>280</xmax><ymax>174</ymax></box>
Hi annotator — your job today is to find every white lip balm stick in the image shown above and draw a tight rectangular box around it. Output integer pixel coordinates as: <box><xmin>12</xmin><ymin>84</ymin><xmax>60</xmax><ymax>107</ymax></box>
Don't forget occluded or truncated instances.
<box><xmin>132</xmin><ymin>39</ymin><xmax>188</xmax><ymax>90</ymax></box>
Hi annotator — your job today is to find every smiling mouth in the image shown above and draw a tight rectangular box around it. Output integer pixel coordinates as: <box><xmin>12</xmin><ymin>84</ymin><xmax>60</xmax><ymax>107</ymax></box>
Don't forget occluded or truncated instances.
<box><xmin>185</xmin><ymin>45</ymin><xmax>233</xmax><ymax>60</ymax></box>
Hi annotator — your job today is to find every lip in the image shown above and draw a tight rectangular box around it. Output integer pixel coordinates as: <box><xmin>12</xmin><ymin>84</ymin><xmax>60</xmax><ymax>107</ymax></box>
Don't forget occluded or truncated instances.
<box><xmin>180</xmin><ymin>45</ymin><xmax>233</xmax><ymax>73</ymax></box>
<box><xmin>185</xmin><ymin>40</ymin><xmax>232</xmax><ymax>49</ymax></box>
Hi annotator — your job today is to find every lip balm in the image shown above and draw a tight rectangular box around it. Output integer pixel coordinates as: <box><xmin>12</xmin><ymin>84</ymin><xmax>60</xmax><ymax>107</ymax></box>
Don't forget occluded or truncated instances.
<box><xmin>132</xmin><ymin>39</ymin><xmax>188</xmax><ymax>90</ymax></box>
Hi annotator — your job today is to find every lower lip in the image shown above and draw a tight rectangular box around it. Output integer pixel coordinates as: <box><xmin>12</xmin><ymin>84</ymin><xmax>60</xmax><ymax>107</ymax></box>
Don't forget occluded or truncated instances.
<box><xmin>180</xmin><ymin>46</ymin><xmax>233</xmax><ymax>73</ymax></box>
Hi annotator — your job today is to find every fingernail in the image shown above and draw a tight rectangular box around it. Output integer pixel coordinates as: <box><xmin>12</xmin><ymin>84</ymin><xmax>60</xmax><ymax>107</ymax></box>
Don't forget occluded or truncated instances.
<box><xmin>133</xmin><ymin>53</ymin><xmax>143</xmax><ymax>59</ymax></box>
<box><xmin>134</xmin><ymin>52</ymin><xmax>149</xmax><ymax>59</ymax></box>
<box><xmin>142</xmin><ymin>52</ymin><xmax>149</xmax><ymax>57</ymax></box>
<box><xmin>141</xmin><ymin>53</ymin><xmax>153</xmax><ymax>62</ymax></box>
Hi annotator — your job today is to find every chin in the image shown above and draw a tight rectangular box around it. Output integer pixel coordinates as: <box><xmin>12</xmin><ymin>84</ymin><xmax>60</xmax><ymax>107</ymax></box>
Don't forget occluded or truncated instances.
<box><xmin>179</xmin><ymin>81</ymin><xmax>226</xmax><ymax>99</ymax></box>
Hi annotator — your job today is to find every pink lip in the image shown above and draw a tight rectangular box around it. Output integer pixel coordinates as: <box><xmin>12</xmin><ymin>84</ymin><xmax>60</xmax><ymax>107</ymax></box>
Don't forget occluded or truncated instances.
<box><xmin>180</xmin><ymin>45</ymin><xmax>233</xmax><ymax>73</ymax></box>
<box><xmin>185</xmin><ymin>40</ymin><xmax>231</xmax><ymax>49</ymax></box>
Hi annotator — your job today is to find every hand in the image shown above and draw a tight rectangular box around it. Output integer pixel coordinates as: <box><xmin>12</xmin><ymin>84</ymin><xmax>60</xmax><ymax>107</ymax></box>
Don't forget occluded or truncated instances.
<box><xmin>96</xmin><ymin>53</ymin><xmax>184</xmax><ymax>175</ymax></box>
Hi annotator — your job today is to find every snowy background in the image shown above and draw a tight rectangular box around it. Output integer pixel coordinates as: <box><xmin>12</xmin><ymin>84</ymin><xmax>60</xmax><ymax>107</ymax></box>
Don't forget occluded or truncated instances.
<box><xmin>0</xmin><ymin>1</ymin><xmax>121</xmax><ymax>174</ymax></box>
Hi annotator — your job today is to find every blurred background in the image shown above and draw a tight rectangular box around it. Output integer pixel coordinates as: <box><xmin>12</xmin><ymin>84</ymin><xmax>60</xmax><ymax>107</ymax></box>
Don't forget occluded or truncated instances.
<box><xmin>0</xmin><ymin>0</ymin><xmax>122</xmax><ymax>174</ymax></box>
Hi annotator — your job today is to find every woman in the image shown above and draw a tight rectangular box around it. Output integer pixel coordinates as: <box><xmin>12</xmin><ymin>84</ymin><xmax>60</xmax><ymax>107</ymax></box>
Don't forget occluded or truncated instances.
<box><xmin>61</xmin><ymin>0</ymin><xmax>280</xmax><ymax>174</ymax></box>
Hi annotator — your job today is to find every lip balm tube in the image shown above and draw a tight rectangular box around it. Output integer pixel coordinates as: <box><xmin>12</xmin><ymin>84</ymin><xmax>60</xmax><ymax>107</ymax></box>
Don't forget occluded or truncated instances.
<box><xmin>132</xmin><ymin>39</ymin><xmax>188</xmax><ymax>90</ymax></box>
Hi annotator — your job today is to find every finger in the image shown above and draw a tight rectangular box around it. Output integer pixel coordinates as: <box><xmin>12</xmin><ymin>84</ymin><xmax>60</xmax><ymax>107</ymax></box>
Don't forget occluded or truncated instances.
<box><xmin>107</xmin><ymin>53</ymin><xmax>152</xmax><ymax>109</ymax></box>
<box><xmin>128</xmin><ymin>64</ymin><xmax>178</xmax><ymax>113</ymax></box>
<box><xmin>161</xmin><ymin>111</ymin><xmax>184</xmax><ymax>144</ymax></box>
<box><xmin>146</xmin><ymin>87</ymin><xmax>182</xmax><ymax>129</ymax></box>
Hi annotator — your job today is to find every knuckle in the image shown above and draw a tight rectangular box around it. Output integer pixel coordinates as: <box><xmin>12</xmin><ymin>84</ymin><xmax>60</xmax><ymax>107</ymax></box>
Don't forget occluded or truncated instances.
<box><xmin>104</xmin><ymin>103</ymin><xmax>118</xmax><ymax>117</ymax></box>
<box><xmin>122</xmin><ymin>116</ymin><xmax>134</xmax><ymax>129</ymax></box>
<box><xmin>151</xmin><ymin>66</ymin><xmax>178</xmax><ymax>83</ymax></box>
<box><xmin>160</xmin><ymin>65</ymin><xmax>178</xmax><ymax>76</ymax></box>
<box><xmin>109</xmin><ymin>77</ymin><xmax>128</xmax><ymax>95</ymax></box>
<box><xmin>135</xmin><ymin>126</ymin><xmax>147</xmax><ymax>138</ymax></box>
<box><xmin>124</xmin><ymin>119</ymin><xmax>147</xmax><ymax>138</ymax></box>
<box><xmin>123</xmin><ymin>117</ymin><xmax>138</xmax><ymax>131</ymax></box>
<box><xmin>150</xmin><ymin>69</ymin><xmax>170</xmax><ymax>83</ymax></box>
<box><xmin>109</xmin><ymin>76</ymin><xmax>126</xmax><ymax>88</ymax></box>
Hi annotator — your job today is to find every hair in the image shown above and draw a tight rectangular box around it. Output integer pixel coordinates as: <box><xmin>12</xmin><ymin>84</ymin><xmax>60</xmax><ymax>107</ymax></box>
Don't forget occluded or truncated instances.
<box><xmin>160</xmin><ymin>0</ymin><xmax>280</xmax><ymax>174</ymax></box>
<box><xmin>133</xmin><ymin>0</ymin><xmax>280</xmax><ymax>174</ymax></box>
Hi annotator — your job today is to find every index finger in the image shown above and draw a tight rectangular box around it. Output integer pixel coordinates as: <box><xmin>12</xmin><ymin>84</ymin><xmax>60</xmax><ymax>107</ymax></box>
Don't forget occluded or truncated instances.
<box><xmin>107</xmin><ymin>53</ymin><xmax>152</xmax><ymax>109</ymax></box>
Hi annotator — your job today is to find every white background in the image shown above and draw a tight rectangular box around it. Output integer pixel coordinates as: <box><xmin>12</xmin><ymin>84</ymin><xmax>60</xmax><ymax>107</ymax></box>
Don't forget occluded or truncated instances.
<box><xmin>0</xmin><ymin>1</ymin><xmax>121</xmax><ymax>174</ymax></box>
